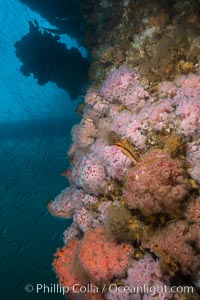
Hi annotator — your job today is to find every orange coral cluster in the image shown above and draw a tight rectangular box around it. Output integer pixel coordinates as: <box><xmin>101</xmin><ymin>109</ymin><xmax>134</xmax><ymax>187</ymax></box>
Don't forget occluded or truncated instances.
<box><xmin>78</xmin><ymin>227</ymin><xmax>134</xmax><ymax>284</ymax></box>
<box><xmin>53</xmin><ymin>227</ymin><xmax>134</xmax><ymax>299</ymax></box>
<box><xmin>53</xmin><ymin>240</ymin><xmax>84</xmax><ymax>289</ymax></box>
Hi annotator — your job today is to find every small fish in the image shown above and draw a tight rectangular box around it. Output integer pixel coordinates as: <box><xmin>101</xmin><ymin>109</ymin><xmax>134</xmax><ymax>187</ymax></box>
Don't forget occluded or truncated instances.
<box><xmin>1</xmin><ymin>225</ymin><xmax>7</xmax><ymax>237</ymax></box>
<box><xmin>55</xmin><ymin>17</ymin><xmax>69</xmax><ymax>22</ymax></box>
<box><xmin>30</xmin><ymin>216</ymin><xmax>41</xmax><ymax>227</ymax></box>
<box><xmin>60</xmin><ymin>169</ymin><xmax>68</xmax><ymax>177</ymax></box>
<box><xmin>17</xmin><ymin>208</ymin><xmax>29</xmax><ymax>216</ymax></box>
<box><xmin>116</xmin><ymin>141</ymin><xmax>139</xmax><ymax>165</ymax></box>
<box><xmin>19</xmin><ymin>157</ymin><xmax>32</xmax><ymax>169</ymax></box>
<box><xmin>4</xmin><ymin>240</ymin><xmax>17</xmax><ymax>246</ymax></box>
<box><xmin>24</xmin><ymin>240</ymin><xmax>31</xmax><ymax>249</ymax></box>
<box><xmin>51</xmin><ymin>232</ymin><xmax>57</xmax><ymax>240</ymax></box>
<box><xmin>17</xmin><ymin>245</ymin><xmax>25</xmax><ymax>255</ymax></box>
<box><xmin>15</xmin><ymin>193</ymin><xmax>29</xmax><ymax>204</ymax></box>
<box><xmin>41</xmin><ymin>27</ymin><xmax>67</xmax><ymax>35</ymax></box>
<box><xmin>5</xmin><ymin>186</ymin><xmax>10</xmax><ymax>191</ymax></box>
<box><xmin>43</xmin><ymin>210</ymin><xmax>50</xmax><ymax>218</ymax></box>
<box><xmin>33</xmin><ymin>18</ymin><xmax>39</xmax><ymax>27</ymax></box>
<box><xmin>0</xmin><ymin>255</ymin><xmax>8</xmax><ymax>268</ymax></box>
<box><xmin>17</xmin><ymin>280</ymin><xmax>26</xmax><ymax>289</ymax></box>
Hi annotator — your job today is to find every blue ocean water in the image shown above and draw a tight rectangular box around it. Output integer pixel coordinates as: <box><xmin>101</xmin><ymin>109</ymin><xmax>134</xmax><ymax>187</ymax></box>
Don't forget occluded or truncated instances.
<box><xmin>0</xmin><ymin>1</ymin><xmax>83</xmax><ymax>299</ymax></box>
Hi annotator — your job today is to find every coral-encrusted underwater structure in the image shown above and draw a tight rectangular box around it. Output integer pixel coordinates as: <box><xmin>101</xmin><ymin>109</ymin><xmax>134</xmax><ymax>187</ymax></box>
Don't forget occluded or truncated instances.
<box><xmin>49</xmin><ymin>64</ymin><xmax>200</xmax><ymax>299</ymax></box>
<box><xmin>47</xmin><ymin>1</ymin><xmax>200</xmax><ymax>299</ymax></box>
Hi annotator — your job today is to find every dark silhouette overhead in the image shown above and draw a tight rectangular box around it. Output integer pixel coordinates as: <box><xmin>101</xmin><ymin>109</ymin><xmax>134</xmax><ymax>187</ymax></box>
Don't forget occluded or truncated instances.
<box><xmin>19</xmin><ymin>0</ymin><xmax>85</xmax><ymax>40</ymax></box>
<box><xmin>14</xmin><ymin>21</ymin><xmax>90</xmax><ymax>99</ymax></box>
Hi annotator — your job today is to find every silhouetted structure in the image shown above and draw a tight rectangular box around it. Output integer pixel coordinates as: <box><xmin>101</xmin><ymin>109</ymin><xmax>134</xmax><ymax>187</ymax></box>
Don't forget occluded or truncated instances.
<box><xmin>19</xmin><ymin>0</ymin><xmax>85</xmax><ymax>40</ymax></box>
<box><xmin>15</xmin><ymin>22</ymin><xmax>90</xmax><ymax>99</ymax></box>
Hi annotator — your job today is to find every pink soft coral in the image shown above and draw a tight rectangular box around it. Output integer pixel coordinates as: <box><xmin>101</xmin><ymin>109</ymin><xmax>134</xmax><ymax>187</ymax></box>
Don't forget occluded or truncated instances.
<box><xmin>73</xmin><ymin>207</ymin><xmax>93</xmax><ymax>232</ymax></box>
<box><xmin>185</xmin><ymin>196</ymin><xmax>200</xmax><ymax>224</ymax></box>
<box><xmin>143</xmin><ymin>220</ymin><xmax>200</xmax><ymax>275</ymax></box>
<box><xmin>72</xmin><ymin>154</ymin><xmax>109</xmax><ymax>195</ymax></box>
<box><xmin>63</xmin><ymin>223</ymin><xmax>81</xmax><ymax>244</ymax></box>
<box><xmin>85</xmin><ymin>89</ymin><xmax>109</xmax><ymax>115</ymax></box>
<box><xmin>126</xmin><ymin>255</ymin><xmax>162</xmax><ymax>287</ymax></box>
<box><xmin>71</xmin><ymin>116</ymin><xmax>98</xmax><ymax>149</ymax></box>
<box><xmin>52</xmin><ymin>67</ymin><xmax>200</xmax><ymax>299</ymax></box>
<box><xmin>175</xmin><ymin>98</ymin><xmax>200</xmax><ymax>136</ymax></box>
<box><xmin>123</xmin><ymin>150</ymin><xmax>190</xmax><ymax>216</ymax></box>
<box><xmin>101</xmin><ymin>65</ymin><xmax>149</xmax><ymax>113</ymax></box>
<box><xmin>126</xmin><ymin>255</ymin><xmax>172</xmax><ymax>300</ymax></box>
<box><xmin>48</xmin><ymin>187</ymin><xmax>75</xmax><ymax>218</ymax></box>
<box><xmin>48</xmin><ymin>187</ymin><xmax>85</xmax><ymax>218</ymax></box>
<box><xmin>186</xmin><ymin>142</ymin><xmax>200</xmax><ymax>183</ymax></box>
<box><xmin>98</xmin><ymin>144</ymin><xmax>132</xmax><ymax>180</ymax></box>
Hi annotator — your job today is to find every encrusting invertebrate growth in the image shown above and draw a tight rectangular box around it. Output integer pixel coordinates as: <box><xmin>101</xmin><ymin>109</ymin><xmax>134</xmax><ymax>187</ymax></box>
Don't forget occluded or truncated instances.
<box><xmin>49</xmin><ymin>1</ymin><xmax>200</xmax><ymax>299</ymax></box>
<box><xmin>49</xmin><ymin>63</ymin><xmax>200</xmax><ymax>300</ymax></box>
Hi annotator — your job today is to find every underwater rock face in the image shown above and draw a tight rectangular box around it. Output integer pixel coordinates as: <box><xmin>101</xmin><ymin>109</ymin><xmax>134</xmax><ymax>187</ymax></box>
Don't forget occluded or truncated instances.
<box><xmin>50</xmin><ymin>65</ymin><xmax>200</xmax><ymax>300</ymax></box>
<box><xmin>84</xmin><ymin>0</ymin><xmax>200</xmax><ymax>88</ymax></box>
